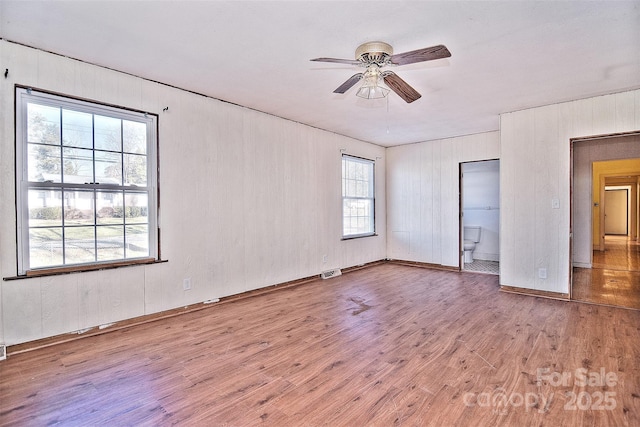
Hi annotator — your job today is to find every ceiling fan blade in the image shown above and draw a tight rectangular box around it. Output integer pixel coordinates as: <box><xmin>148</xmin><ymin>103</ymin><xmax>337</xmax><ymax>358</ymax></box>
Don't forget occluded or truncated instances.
<box><xmin>311</xmin><ymin>57</ymin><xmax>362</xmax><ymax>66</ymax></box>
<box><xmin>390</xmin><ymin>44</ymin><xmax>451</xmax><ymax>66</ymax></box>
<box><xmin>334</xmin><ymin>73</ymin><xmax>364</xmax><ymax>94</ymax></box>
<box><xmin>382</xmin><ymin>72</ymin><xmax>421</xmax><ymax>103</ymax></box>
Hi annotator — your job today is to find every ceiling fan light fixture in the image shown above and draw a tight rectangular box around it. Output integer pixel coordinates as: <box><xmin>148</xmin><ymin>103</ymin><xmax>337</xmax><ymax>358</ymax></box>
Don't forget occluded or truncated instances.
<box><xmin>355</xmin><ymin>65</ymin><xmax>390</xmax><ymax>99</ymax></box>
<box><xmin>356</xmin><ymin>83</ymin><xmax>390</xmax><ymax>99</ymax></box>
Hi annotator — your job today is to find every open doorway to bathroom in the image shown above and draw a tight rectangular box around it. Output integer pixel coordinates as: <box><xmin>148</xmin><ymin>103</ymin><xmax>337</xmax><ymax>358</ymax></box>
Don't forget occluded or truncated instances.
<box><xmin>571</xmin><ymin>132</ymin><xmax>640</xmax><ymax>310</ymax></box>
<box><xmin>460</xmin><ymin>159</ymin><xmax>500</xmax><ymax>274</ymax></box>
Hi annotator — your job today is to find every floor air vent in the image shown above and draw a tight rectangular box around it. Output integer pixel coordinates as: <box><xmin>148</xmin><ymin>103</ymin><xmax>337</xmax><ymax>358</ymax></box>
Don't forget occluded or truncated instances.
<box><xmin>321</xmin><ymin>268</ymin><xmax>342</xmax><ymax>280</ymax></box>
<box><xmin>0</xmin><ymin>344</ymin><xmax>6</xmax><ymax>361</ymax></box>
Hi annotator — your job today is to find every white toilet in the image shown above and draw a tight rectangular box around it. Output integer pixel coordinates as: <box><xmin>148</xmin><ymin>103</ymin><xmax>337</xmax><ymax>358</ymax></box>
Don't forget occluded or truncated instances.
<box><xmin>463</xmin><ymin>226</ymin><xmax>481</xmax><ymax>263</ymax></box>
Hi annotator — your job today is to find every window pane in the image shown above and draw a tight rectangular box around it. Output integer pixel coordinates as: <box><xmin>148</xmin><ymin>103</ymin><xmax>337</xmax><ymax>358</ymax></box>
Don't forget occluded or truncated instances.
<box><xmin>63</xmin><ymin>190</ymin><xmax>94</xmax><ymax>226</ymax></box>
<box><xmin>94</xmin><ymin>115</ymin><xmax>121</xmax><ymax>151</ymax></box>
<box><xmin>346</xmin><ymin>180</ymin><xmax>356</xmax><ymax>197</ymax></box>
<box><xmin>28</xmin><ymin>189</ymin><xmax>62</xmax><ymax>227</ymax></box>
<box><xmin>355</xmin><ymin>162</ymin><xmax>363</xmax><ymax>180</ymax></box>
<box><xmin>64</xmin><ymin>226</ymin><xmax>96</xmax><ymax>264</ymax></box>
<box><xmin>62</xmin><ymin>147</ymin><xmax>94</xmax><ymax>184</ymax></box>
<box><xmin>124</xmin><ymin>154</ymin><xmax>147</xmax><ymax>186</ymax></box>
<box><xmin>125</xmin><ymin>192</ymin><xmax>148</xmax><ymax>224</ymax></box>
<box><xmin>28</xmin><ymin>144</ymin><xmax>61</xmax><ymax>182</ymax></box>
<box><xmin>28</xmin><ymin>103</ymin><xmax>60</xmax><ymax>145</ymax></box>
<box><xmin>62</xmin><ymin>189</ymin><xmax>91</xmax><ymax>214</ymax></box>
<box><xmin>29</xmin><ymin>228</ymin><xmax>63</xmax><ymax>268</ymax></box>
<box><xmin>343</xmin><ymin>198</ymin><xmax>373</xmax><ymax>236</ymax></box>
<box><xmin>126</xmin><ymin>224</ymin><xmax>149</xmax><ymax>258</ymax></box>
<box><xmin>62</xmin><ymin>109</ymin><xmax>93</xmax><ymax>149</ymax></box>
<box><xmin>123</xmin><ymin>120</ymin><xmax>147</xmax><ymax>154</ymax></box>
<box><xmin>95</xmin><ymin>150</ymin><xmax>122</xmax><ymax>185</ymax></box>
<box><xmin>97</xmin><ymin>226</ymin><xmax>124</xmax><ymax>261</ymax></box>
<box><xmin>96</xmin><ymin>191</ymin><xmax>124</xmax><ymax>225</ymax></box>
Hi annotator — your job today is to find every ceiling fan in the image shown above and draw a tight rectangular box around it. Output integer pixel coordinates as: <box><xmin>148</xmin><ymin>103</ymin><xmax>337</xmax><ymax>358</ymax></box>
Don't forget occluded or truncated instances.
<box><xmin>311</xmin><ymin>41</ymin><xmax>451</xmax><ymax>103</ymax></box>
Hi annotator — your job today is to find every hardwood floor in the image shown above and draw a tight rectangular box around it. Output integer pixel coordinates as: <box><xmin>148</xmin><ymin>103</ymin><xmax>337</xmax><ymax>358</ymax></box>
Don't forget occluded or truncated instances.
<box><xmin>593</xmin><ymin>236</ymin><xmax>640</xmax><ymax>272</ymax></box>
<box><xmin>1</xmin><ymin>263</ymin><xmax>639</xmax><ymax>426</ymax></box>
<box><xmin>573</xmin><ymin>236</ymin><xmax>640</xmax><ymax>309</ymax></box>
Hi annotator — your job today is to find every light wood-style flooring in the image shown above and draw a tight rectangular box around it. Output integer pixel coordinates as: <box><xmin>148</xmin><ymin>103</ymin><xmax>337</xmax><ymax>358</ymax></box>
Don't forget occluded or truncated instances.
<box><xmin>592</xmin><ymin>236</ymin><xmax>640</xmax><ymax>272</ymax></box>
<box><xmin>1</xmin><ymin>263</ymin><xmax>639</xmax><ymax>426</ymax></box>
<box><xmin>573</xmin><ymin>236</ymin><xmax>640</xmax><ymax>310</ymax></box>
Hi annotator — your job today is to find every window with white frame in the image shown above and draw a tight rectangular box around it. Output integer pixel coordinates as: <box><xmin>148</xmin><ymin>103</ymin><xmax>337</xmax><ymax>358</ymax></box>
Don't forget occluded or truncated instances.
<box><xmin>342</xmin><ymin>154</ymin><xmax>375</xmax><ymax>238</ymax></box>
<box><xmin>15</xmin><ymin>88</ymin><xmax>158</xmax><ymax>275</ymax></box>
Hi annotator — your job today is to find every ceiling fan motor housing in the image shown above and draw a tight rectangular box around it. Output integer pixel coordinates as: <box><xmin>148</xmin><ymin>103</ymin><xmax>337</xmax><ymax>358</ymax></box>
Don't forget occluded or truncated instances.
<box><xmin>356</xmin><ymin>41</ymin><xmax>393</xmax><ymax>65</ymax></box>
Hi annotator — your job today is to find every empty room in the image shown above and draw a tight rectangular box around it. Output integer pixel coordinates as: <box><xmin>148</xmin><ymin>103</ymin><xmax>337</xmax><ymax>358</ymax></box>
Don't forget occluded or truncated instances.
<box><xmin>0</xmin><ymin>1</ymin><xmax>639</xmax><ymax>426</ymax></box>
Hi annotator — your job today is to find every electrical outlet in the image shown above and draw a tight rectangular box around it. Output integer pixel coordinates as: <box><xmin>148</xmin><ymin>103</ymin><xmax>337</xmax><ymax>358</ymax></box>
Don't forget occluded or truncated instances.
<box><xmin>538</xmin><ymin>268</ymin><xmax>547</xmax><ymax>279</ymax></box>
<box><xmin>322</xmin><ymin>254</ymin><xmax>328</xmax><ymax>264</ymax></box>
<box><xmin>183</xmin><ymin>278</ymin><xmax>191</xmax><ymax>290</ymax></box>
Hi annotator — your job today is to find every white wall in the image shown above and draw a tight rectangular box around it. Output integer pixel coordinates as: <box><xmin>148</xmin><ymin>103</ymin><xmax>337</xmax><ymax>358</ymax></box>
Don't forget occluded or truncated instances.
<box><xmin>386</xmin><ymin>132</ymin><xmax>500</xmax><ymax>267</ymax></box>
<box><xmin>0</xmin><ymin>41</ymin><xmax>386</xmax><ymax>345</ymax></box>
<box><xmin>462</xmin><ymin>160</ymin><xmax>500</xmax><ymax>262</ymax></box>
<box><xmin>501</xmin><ymin>89</ymin><xmax>640</xmax><ymax>294</ymax></box>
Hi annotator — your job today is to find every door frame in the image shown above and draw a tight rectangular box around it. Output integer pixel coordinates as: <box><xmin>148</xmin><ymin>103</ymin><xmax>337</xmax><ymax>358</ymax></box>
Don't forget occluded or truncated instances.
<box><xmin>458</xmin><ymin>159</ymin><xmax>500</xmax><ymax>272</ymax></box>
<box><xmin>570</xmin><ymin>130</ymin><xmax>640</xmax><ymax>300</ymax></box>
<box><xmin>604</xmin><ymin>188</ymin><xmax>630</xmax><ymax>236</ymax></box>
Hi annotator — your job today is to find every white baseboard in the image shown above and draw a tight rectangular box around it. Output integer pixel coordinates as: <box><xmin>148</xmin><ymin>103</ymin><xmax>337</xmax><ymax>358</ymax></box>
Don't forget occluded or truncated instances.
<box><xmin>473</xmin><ymin>252</ymin><xmax>499</xmax><ymax>262</ymax></box>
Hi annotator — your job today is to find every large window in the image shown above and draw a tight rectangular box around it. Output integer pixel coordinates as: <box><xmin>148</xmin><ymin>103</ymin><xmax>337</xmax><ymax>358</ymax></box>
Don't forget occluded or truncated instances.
<box><xmin>15</xmin><ymin>88</ymin><xmax>158</xmax><ymax>275</ymax></box>
<box><xmin>342</xmin><ymin>154</ymin><xmax>375</xmax><ymax>238</ymax></box>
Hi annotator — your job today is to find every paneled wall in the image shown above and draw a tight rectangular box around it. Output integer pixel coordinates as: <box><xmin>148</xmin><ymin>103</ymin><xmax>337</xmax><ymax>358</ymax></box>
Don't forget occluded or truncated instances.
<box><xmin>0</xmin><ymin>41</ymin><xmax>386</xmax><ymax>345</ymax></box>
<box><xmin>501</xmin><ymin>90</ymin><xmax>640</xmax><ymax>293</ymax></box>
<box><xmin>386</xmin><ymin>132</ymin><xmax>500</xmax><ymax>267</ymax></box>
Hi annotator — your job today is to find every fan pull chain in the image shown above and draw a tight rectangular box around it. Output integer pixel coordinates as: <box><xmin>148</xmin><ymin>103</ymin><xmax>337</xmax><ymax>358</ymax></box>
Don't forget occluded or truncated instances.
<box><xmin>386</xmin><ymin>95</ymin><xmax>390</xmax><ymax>134</ymax></box>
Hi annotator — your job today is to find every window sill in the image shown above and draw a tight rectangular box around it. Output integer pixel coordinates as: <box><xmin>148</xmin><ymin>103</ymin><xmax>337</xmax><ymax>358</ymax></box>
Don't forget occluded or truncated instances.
<box><xmin>3</xmin><ymin>258</ymin><xmax>167</xmax><ymax>281</ymax></box>
<box><xmin>342</xmin><ymin>233</ymin><xmax>378</xmax><ymax>241</ymax></box>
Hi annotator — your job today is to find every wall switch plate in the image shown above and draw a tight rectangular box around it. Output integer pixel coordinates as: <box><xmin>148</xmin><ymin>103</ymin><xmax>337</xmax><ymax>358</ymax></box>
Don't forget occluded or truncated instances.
<box><xmin>552</xmin><ymin>198</ymin><xmax>560</xmax><ymax>209</ymax></box>
<box><xmin>538</xmin><ymin>268</ymin><xmax>547</xmax><ymax>279</ymax></box>
<box><xmin>183</xmin><ymin>278</ymin><xmax>192</xmax><ymax>290</ymax></box>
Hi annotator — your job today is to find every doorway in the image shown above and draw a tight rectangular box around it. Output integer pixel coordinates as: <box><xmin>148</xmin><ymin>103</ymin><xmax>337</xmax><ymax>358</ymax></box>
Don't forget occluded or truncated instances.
<box><xmin>604</xmin><ymin>188</ymin><xmax>630</xmax><ymax>235</ymax></box>
<box><xmin>460</xmin><ymin>159</ymin><xmax>500</xmax><ymax>274</ymax></box>
<box><xmin>571</xmin><ymin>133</ymin><xmax>640</xmax><ymax>309</ymax></box>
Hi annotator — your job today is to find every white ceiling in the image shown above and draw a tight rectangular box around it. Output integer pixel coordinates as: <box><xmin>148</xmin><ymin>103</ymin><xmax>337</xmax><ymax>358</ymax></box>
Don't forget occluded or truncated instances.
<box><xmin>1</xmin><ymin>1</ymin><xmax>639</xmax><ymax>147</ymax></box>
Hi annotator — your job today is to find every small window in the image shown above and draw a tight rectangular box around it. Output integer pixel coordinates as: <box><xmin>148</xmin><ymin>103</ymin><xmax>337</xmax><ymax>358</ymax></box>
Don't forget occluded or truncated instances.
<box><xmin>342</xmin><ymin>154</ymin><xmax>375</xmax><ymax>238</ymax></box>
<box><xmin>15</xmin><ymin>88</ymin><xmax>158</xmax><ymax>275</ymax></box>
